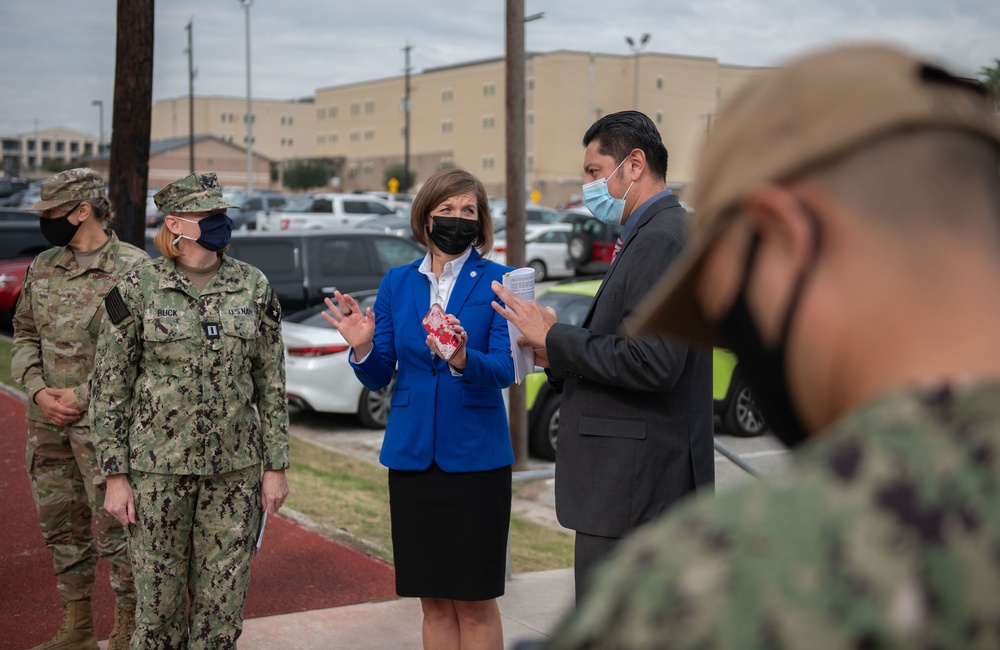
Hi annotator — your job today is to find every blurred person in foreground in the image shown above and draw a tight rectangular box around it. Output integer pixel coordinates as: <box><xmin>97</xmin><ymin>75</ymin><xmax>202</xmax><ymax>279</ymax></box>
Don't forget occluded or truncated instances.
<box><xmin>535</xmin><ymin>43</ymin><xmax>1000</xmax><ymax>649</ymax></box>
<box><xmin>12</xmin><ymin>168</ymin><xmax>148</xmax><ymax>650</ymax></box>
<box><xmin>323</xmin><ymin>168</ymin><xmax>514</xmax><ymax>649</ymax></box>
<box><xmin>492</xmin><ymin>111</ymin><xmax>714</xmax><ymax>600</ymax></box>
<box><xmin>90</xmin><ymin>172</ymin><xmax>289</xmax><ymax>648</ymax></box>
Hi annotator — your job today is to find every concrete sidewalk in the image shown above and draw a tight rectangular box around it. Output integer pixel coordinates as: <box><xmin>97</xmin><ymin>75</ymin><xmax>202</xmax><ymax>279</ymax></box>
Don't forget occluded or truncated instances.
<box><xmin>237</xmin><ymin>568</ymin><xmax>574</xmax><ymax>649</ymax></box>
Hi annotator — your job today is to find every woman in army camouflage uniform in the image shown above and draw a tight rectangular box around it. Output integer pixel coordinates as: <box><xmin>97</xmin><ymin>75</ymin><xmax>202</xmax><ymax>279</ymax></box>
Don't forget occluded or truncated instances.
<box><xmin>89</xmin><ymin>172</ymin><xmax>290</xmax><ymax>649</ymax></box>
<box><xmin>12</xmin><ymin>168</ymin><xmax>147</xmax><ymax>650</ymax></box>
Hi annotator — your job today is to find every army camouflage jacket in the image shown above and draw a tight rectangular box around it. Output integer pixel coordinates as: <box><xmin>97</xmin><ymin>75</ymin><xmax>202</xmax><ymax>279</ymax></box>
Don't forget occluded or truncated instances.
<box><xmin>546</xmin><ymin>381</ymin><xmax>1000</xmax><ymax>649</ymax></box>
<box><xmin>90</xmin><ymin>255</ymin><xmax>289</xmax><ymax>476</ymax></box>
<box><xmin>11</xmin><ymin>231</ymin><xmax>150</xmax><ymax>424</ymax></box>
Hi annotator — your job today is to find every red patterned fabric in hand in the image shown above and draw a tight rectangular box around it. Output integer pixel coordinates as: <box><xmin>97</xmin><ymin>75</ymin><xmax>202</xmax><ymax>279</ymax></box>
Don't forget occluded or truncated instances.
<box><xmin>422</xmin><ymin>303</ymin><xmax>462</xmax><ymax>360</ymax></box>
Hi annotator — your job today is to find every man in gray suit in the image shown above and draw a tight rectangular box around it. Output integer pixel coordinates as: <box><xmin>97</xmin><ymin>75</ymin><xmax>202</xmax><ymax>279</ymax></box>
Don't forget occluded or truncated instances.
<box><xmin>492</xmin><ymin>110</ymin><xmax>715</xmax><ymax>599</ymax></box>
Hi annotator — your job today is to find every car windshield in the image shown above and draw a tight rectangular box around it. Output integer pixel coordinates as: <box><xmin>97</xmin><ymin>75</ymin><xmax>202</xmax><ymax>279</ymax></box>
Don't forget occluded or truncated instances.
<box><xmin>282</xmin><ymin>196</ymin><xmax>318</xmax><ymax>212</ymax></box>
<box><xmin>536</xmin><ymin>290</ymin><xmax>593</xmax><ymax>328</ymax></box>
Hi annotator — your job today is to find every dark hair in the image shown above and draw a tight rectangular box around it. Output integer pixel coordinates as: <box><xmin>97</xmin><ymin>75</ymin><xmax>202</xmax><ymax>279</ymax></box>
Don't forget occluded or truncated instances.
<box><xmin>410</xmin><ymin>168</ymin><xmax>494</xmax><ymax>255</ymax></box>
<box><xmin>583</xmin><ymin>110</ymin><xmax>668</xmax><ymax>181</ymax></box>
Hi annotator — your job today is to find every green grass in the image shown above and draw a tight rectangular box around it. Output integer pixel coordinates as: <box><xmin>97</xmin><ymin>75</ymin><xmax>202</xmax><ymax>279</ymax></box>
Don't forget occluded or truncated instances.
<box><xmin>0</xmin><ymin>336</ymin><xmax>16</xmax><ymax>390</ymax></box>
<box><xmin>285</xmin><ymin>436</ymin><xmax>574</xmax><ymax>572</ymax></box>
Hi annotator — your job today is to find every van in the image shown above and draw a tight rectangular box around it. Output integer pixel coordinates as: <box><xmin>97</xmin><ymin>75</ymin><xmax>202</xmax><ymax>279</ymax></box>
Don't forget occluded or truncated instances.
<box><xmin>257</xmin><ymin>193</ymin><xmax>397</xmax><ymax>232</ymax></box>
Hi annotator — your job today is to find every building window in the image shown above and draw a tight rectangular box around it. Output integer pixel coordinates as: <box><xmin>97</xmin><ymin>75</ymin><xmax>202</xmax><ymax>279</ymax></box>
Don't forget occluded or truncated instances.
<box><xmin>221</xmin><ymin>112</ymin><xmax>228</xmax><ymax>123</ymax></box>
<box><xmin>318</xmin><ymin>108</ymin><xmax>326</xmax><ymax>120</ymax></box>
<box><xmin>364</xmin><ymin>100</ymin><xmax>375</xmax><ymax>115</ymax></box>
<box><xmin>350</xmin><ymin>130</ymin><xmax>360</xmax><ymax>142</ymax></box>
<box><xmin>656</xmin><ymin>76</ymin><xmax>664</xmax><ymax>91</ymax></box>
<box><xmin>655</xmin><ymin>110</ymin><xmax>663</xmax><ymax>125</ymax></box>
<box><xmin>348</xmin><ymin>163</ymin><xmax>359</xmax><ymax>179</ymax></box>
<box><xmin>42</xmin><ymin>141</ymin><xmax>50</xmax><ymax>152</ymax></box>
<box><xmin>482</xmin><ymin>155</ymin><xmax>495</xmax><ymax>170</ymax></box>
<box><xmin>527</xmin><ymin>78</ymin><xmax>534</xmax><ymax>91</ymax></box>
<box><xmin>441</xmin><ymin>88</ymin><xmax>454</xmax><ymax>102</ymax></box>
<box><xmin>288</xmin><ymin>116</ymin><xmax>294</xmax><ymax>126</ymax></box>
<box><xmin>329</xmin><ymin>105</ymin><xmax>338</xmax><ymax>118</ymax></box>
<box><xmin>281</xmin><ymin>138</ymin><xmax>287</xmax><ymax>146</ymax></box>
<box><xmin>330</xmin><ymin>132</ymin><xmax>338</xmax><ymax>143</ymax></box>
<box><xmin>441</xmin><ymin>119</ymin><xmax>453</xmax><ymax>133</ymax></box>
<box><xmin>56</xmin><ymin>142</ymin><xmax>65</xmax><ymax>153</ymax></box>
<box><xmin>440</xmin><ymin>156</ymin><xmax>453</xmax><ymax>167</ymax></box>
<box><xmin>350</xmin><ymin>102</ymin><xmax>361</xmax><ymax>116</ymax></box>
<box><xmin>482</xmin><ymin>115</ymin><xmax>496</xmax><ymax>130</ymax></box>
<box><xmin>70</xmin><ymin>142</ymin><xmax>79</xmax><ymax>154</ymax></box>
<box><xmin>364</xmin><ymin>129</ymin><xmax>375</xmax><ymax>141</ymax></box>
<box><xmin>288</xmin><ymin>137</ymin><xmax>294</xmax><ymax>146</ymax></box>
<box><xmin>364</xmin><ymin>162</ymin><xmax>375</xmax><ymax>176</ymax></box>
<box><xmin>527</xmin><ymin>153</ymin><xmax>534</xmax><ymax>171</ymax></box>
<box><xmin>229</xmin><ymin>113</ymin><xmax>235</xmax><ymax>123</ymax></box>
<box><xmin>281</xmin><ymin>116</ymin><xmax>286</xmax><ymax>126</ymax></box>
<box><xmin>483</xmin><ymin>82</ymin><xmax>496</xmax><ymax>97</ymax></box>
<box><xmin>527</xmin><ymin>111</ymin><xmax>534</xmax><ymax>125</ymax></box>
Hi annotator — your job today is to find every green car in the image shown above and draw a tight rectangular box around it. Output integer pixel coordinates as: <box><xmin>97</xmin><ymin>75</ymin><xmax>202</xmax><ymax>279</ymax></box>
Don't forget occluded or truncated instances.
<box><xmin>525</xmin><ymin>278</ymin><xmax>767</xmax><ymax>461</ymax></box>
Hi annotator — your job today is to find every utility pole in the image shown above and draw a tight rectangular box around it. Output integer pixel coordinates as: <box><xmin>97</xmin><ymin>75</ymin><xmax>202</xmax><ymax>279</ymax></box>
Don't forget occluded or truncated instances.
<box><xmin>625</xmin><ymin>33</ymin><xmax>651</xmax><ymax>110</ymax></box>
<box><xmin>505</xmin><ymin>0</ymin><xmax>528</xmax><ymax>469</ymax></box>
<box><xmin>238</xmin><ymin>0</ymin><xmax>254</xmax><ymax>193</ymax></box>
<box><xmin>108</xmin><ymin>0</ymin><xmax>154</xmax><ymax>248</ymax></box>
<box><xmin>185</xmin><ymin>18</ymin><xmax>195</xmax><ymax>173</ymax></box>
<box><xmin>402</xmin><ymin>42</ymin><xmax>413</xmax><ymax>192</ymax></box>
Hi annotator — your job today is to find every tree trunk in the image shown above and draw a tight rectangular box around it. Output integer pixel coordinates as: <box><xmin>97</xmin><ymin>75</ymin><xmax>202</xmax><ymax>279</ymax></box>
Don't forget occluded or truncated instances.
<box><xmin>109</xmin><ymin>0</ymin><xmax>154</xmax><ymax>248</ymax></box>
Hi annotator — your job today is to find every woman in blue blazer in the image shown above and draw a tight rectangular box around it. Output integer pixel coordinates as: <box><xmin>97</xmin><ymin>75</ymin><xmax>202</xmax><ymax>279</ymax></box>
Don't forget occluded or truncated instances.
<box><xmin>323</xmin><ymin>168</ymin><xmax>514</xmax><ymax>649</ymax></box>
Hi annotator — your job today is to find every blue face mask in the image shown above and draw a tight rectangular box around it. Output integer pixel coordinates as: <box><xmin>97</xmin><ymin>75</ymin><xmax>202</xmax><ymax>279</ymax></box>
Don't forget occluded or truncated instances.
<box><xmin>582</xmin><ymin>157</ymin><xmax>634</xmax><ymax>225</ymax></box>
<box><xmin>172</xmin><ymin>212</ymin><xmax>233</xmax><ymax>251</ymax></box>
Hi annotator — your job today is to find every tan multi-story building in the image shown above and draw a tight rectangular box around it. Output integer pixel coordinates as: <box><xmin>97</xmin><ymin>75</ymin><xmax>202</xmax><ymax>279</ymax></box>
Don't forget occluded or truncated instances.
<box><xmin>151</xmin><ymin>95</ymin><xmax>317</xmax><ymax>164</ymax></box>
<box><xmin>315</xmin><ymin>50</ymin><xmax>767</xmax><ymax>206</ymax></box>
<box><xmin>1</xmin><ymin>127</ymin><xmax>99</xmax><ymax>176</ymax></box>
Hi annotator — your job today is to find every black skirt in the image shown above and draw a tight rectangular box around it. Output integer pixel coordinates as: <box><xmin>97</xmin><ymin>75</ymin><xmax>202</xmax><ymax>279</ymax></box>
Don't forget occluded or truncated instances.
<box><xmin>388</xmin><ymin>462</ymin><xmax>512</xmax><ymax>601</ymax></box>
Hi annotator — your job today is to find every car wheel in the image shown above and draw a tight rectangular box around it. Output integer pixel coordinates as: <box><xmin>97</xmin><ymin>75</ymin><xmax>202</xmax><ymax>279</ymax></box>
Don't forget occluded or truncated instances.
<box><xmin>567</xmin><ymin>233</ymin><xmax>592</xmax><ymax>265</ymax></box>
<box><xmin>722</xmin><ymin>375</ymin><xmax>766</xmax><ymax>437</ymax></box>
<box><xmin>357</xmin><ymin>373</ymin><xmax>396</xmax><ymax>429</ymax></box>
<box><xmin>528</xmin><ymin>259</ymin><xmax>547</xmax><ymax>282</ymax></box>
<box><xmin>529</xmin><ymin>394</ymin><xmax>561</xmax><ymax>461</ymax></box>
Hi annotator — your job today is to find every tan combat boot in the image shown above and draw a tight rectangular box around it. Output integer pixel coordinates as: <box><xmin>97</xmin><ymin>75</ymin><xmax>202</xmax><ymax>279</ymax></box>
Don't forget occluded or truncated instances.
<box><xmin>106</xmin><ymin>601</ymin><xmax>136</xmax><ymax>650</ymax></box>
<box><xmin>30</xmin><ymin>598</ymin><xmax>98</xmax><ymax>650</ymax></box>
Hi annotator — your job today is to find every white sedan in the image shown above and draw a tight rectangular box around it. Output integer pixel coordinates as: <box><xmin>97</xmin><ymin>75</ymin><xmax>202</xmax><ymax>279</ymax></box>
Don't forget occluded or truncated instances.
<box><xmin>491</xmin><ymin>223</ymin><xmax>574</xmax><ymax>281</ymax></box>
<box><xmin>281</xmin><ymin>294</ymin><xmax>394</xmax><ymax>428</ymax></box>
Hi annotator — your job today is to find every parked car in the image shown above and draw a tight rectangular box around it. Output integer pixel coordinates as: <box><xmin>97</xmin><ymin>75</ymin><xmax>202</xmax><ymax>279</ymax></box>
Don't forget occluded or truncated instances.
<box><xmin>0</xmin><ymin>220</ymin><xmax>53</xmax><ymax>325</ymax></box>
<box><xmin>257</xmin><ymin>193</ymin><xmax>396</xmax><ymax>231</ymax></box>
<box><xmin>490</xmin><ymin>223</ymin><xmax>574</xmax><ymax>281</ymax></box>
<box><xmin>222</xmin><ymin>230</ymin><xmax>424</xmax><ymax>314</ymax></box>
<box><xmin>0</xmin><ymin>207</ymin><xmax>40</xmax><ymax>221</ymax></box>
<box><xmin>492</xmin><ymin>204</ymin><xmax>561</xmax><ymax>231</ymax></box>
<box><xmin>280</xmin><ymin>292</ymin><xmax>395</xmax><ymax>428</ymax></box>
<box><xmin>524</xmin><ymin>278</ymin><xmax>766</xmax><ymax>461</ymax></box>
<box><xmin>562</xmin><ymin>208</ymin><xmax>623</xmax><ymax>276</ymax></box>
<box><xmin>228</xmin><ymin>192</ymin><xmax>290</xmax><ymax>231</ymax></box>
<box><xmin>355</xmin><ymin>213</ymin><xmax>420</xmax><ymax>243</ymax></box>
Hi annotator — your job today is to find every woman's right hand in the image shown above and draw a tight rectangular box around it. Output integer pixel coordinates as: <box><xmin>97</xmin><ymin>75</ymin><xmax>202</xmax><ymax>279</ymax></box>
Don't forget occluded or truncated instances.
<box><xmin>322</xmin><ymin>290</ymin><xmax>376</xmax><ymax>358</ymax></box>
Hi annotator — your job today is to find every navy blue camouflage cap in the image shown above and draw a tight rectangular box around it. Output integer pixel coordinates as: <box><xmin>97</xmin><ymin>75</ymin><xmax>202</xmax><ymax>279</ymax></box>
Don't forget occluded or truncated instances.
<box><xmin>153</xmin><ymin>172</ymin><xmax>240</xmax><ymax>216</ymax></box>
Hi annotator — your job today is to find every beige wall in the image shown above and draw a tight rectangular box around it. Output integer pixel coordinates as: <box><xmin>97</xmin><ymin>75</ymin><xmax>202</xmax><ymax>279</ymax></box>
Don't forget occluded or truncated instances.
<box><xmin>151</xmin><ymin>96</ymin><xmax>316</xmax><ymax>163</ymax></box>
<box><xmin>2</xmin><ymin>127</ymin><xmax>98</xmax><ymax>173</ymax></box>
<box><xmin>311</xmin><ymin>50</ymin><xmax>766</xmax><ymax>208</ymax></box>
<box><xmin>87</xmin><ymin>137</ymin><xmax>273</xmax><ymax>192</ymax></box>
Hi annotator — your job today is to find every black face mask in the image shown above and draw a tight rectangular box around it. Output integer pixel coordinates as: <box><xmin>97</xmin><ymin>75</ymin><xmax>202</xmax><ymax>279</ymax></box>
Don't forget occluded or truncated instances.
<box><xmin>39</xmin><ymin>203</ymin><xmax>82</xmax><ymax>247</ymax></box>
<box><xmin>427</xmin><ymin>216</ymin><xmax>478</xmax><ymax>255</ymax></box>
<box><xmin>718</xmin><ymin>217</ymin><xmax>821</xmax><ymax>449</ymax></box>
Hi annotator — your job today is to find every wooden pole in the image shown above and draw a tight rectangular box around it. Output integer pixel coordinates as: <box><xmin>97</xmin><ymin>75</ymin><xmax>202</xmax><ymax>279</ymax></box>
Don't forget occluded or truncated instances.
<box><xmin>108</xmin><ymin>0</ymin><xmax>154</xmax><ymax>248</ymax></box>
<box><xmin>505</xmin><ymin>0</ymin><xmax>529</xmax><ymax>469</ymax></box>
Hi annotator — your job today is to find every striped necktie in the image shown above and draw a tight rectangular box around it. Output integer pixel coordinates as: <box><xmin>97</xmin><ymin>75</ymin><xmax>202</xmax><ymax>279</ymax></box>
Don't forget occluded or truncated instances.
<box><xmin>611</xmin><ymin>234</ymin><xmax>624</xmax><ymax>262</ymax></box>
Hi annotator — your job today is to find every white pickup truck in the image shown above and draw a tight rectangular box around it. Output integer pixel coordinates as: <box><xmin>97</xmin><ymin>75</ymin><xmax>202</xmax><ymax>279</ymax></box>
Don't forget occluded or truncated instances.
<box><xmin>257</xmin><ymin>193</ymin><xmax>398</xmax><ymax>231</ymax></box>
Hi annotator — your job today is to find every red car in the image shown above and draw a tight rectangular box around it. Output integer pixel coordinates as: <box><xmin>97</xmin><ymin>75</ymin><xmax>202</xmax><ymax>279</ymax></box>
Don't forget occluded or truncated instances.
<box><xmin>0</xmin><ymin>220</ymin><xmax>51</xmax><ymax>326</ymax></box>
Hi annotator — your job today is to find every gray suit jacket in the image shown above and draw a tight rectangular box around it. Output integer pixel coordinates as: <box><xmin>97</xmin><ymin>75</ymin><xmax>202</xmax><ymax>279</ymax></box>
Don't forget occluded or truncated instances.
<box><xmin>546</xmin><ymin>193</ymin><xmax>715</xmax><ymax>538</ymax></box>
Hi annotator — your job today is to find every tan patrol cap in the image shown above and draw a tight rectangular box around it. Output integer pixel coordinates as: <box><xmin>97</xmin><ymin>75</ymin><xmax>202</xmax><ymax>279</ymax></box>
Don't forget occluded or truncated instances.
<box><xmin>624</xmin><ymin>43</ymin><xmax>1000</xmax><ymax>347</ymax></box>
<box><xmin>29</xmin><ymin>168</ymin><xmax>106</xmax><ymax>211</ymax></box>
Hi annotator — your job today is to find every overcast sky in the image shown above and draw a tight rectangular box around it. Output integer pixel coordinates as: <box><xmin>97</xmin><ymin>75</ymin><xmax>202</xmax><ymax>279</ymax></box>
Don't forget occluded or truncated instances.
<box><xmin>2</xmin><ymin>0</ymin><xmax>998</xmax><ymax>139</ymax></box>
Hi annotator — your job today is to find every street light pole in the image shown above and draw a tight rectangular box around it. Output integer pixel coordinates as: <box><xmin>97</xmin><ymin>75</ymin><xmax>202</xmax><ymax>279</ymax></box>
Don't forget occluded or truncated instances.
<box><xmin>91</xmin><ymin>100</ymin><xmax>104</xmax><ymax>157</ymax></box>
<box><xmin>238</xmin><ymin>0</ymin><xmax>254</xmax><ymax>194</ymax></box>
<box><xmin>625</xmin><ymin>33</ymin><xmax>650</xmax><ymax>110</ymax></box>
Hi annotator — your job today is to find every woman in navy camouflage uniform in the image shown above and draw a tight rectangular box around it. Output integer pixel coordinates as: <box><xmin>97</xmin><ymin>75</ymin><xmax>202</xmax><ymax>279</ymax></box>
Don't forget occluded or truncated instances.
<box><xmin>90</xmin><ymin>172</ymin><xmax>289</xmax><ymax>649</ymax></box>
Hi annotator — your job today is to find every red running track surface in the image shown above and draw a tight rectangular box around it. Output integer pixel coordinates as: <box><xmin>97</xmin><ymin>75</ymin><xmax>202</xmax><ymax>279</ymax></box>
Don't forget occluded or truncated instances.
<box><xmin>0</xmin><ymin>389</ymin><xmax>397</xmax><ymax>648</ymax></box>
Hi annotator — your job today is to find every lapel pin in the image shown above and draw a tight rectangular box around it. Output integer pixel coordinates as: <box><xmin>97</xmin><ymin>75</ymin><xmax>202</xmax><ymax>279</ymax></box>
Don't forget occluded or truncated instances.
<box><xmin>470</xmin><ymin>271</ymin><xmax>477</xmax><ymax>278</ymax></box>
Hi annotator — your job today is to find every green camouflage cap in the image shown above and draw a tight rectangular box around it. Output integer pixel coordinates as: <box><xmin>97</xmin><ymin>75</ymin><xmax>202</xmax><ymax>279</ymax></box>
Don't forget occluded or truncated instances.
<box><xmin>29</xmin><ymin>168</ymin><xmax>106</xmax><ymax>211</ymax></box>
<box><xmin>153</xmin><ymin>172</ymin><xmax>240</xmax><ymax>216</ymax></box>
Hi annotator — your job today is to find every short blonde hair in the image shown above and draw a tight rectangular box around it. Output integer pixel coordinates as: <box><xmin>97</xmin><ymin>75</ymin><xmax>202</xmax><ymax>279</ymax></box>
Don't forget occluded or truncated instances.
<box><xmin>154</xmin><ymin>216</ymin><xmax>230</xmax><ymax>259</ymax></box>
<box><xmin>410</xmin><ymin>168</ymin><xmax>494</xmax><ymax>255</ymax></box>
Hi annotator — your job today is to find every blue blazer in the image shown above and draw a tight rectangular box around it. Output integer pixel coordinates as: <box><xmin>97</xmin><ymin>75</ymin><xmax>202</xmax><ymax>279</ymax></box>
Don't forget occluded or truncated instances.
<box><xmin>351</xmin><ymin>249</ymin><xmax>516</xmax><ymax>472</ymax></box>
